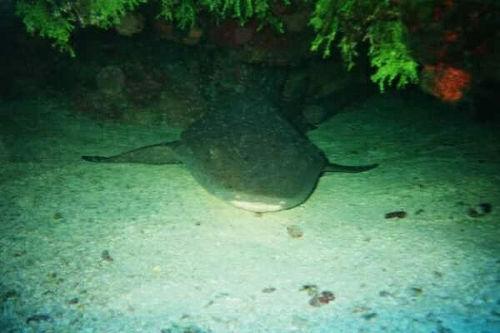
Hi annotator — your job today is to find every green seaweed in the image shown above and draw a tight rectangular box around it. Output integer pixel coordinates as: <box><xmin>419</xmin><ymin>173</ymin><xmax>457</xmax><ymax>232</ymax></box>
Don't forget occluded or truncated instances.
<box><xmin>15</xmin><ymin>0</ymin><xmax>420</xmax><ymax>91</ymax></box>
<box><xmin>309</xmin><ymin>0</ymin><xmax>418</xmax><ymax>90</ymax></box>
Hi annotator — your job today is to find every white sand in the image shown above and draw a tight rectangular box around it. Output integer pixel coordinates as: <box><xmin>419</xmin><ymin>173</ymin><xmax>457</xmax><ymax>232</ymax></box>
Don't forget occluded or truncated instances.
<box><xmin>1</xmin><ymin>93</ymin><xmax>499</xmax><ymax>333</ymax></box>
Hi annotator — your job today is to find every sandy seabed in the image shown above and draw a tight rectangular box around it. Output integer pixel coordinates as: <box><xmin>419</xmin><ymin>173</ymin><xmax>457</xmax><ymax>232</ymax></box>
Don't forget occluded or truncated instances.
<box><xmin>1</xmin><ymin>93</ymin><xmax>499</xmax><ymax>333</ymax></box>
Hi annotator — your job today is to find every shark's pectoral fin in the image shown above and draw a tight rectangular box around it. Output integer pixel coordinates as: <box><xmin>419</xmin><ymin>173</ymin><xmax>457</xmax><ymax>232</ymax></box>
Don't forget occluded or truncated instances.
<box><xmin>323</xmin><ymin>162</ymin><xmax>378</xmax><ymax>173</ymax></box>
<box><xmin>82</xmin><ymin>141</ymin><xmax>183</xmax><ymax>165</ymax></box>
<box><xmin>82</xmin><ymin>155</ymin><xmax>111</xmax><ymax>163</ymax></box>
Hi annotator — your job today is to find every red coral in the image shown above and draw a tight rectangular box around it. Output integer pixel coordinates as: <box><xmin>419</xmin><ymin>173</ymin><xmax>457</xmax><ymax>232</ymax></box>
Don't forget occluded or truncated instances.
<box><xmin>421</xmin><ymin>63</ymin><xmax>471</xmax><ymax>102</ymax></box>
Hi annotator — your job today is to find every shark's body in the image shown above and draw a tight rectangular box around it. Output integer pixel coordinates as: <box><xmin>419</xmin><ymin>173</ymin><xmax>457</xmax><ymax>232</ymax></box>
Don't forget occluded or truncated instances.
<box><xmin>83</xmin><ymin>97</ymin><xmax>377</xmax><ymax>212</ymax></box>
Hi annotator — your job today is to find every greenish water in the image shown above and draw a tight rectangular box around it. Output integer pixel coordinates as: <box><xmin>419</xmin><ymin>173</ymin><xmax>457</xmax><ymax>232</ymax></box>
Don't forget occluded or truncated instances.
<box><xmin>0</xmin><ymin>91</ymin><xmax>499</xmax><ymax>332</ymax></box>
<box><xmin>1</xmin><ymin>13</ymin><xmax>499</xmax><ymax>330</ymax></box>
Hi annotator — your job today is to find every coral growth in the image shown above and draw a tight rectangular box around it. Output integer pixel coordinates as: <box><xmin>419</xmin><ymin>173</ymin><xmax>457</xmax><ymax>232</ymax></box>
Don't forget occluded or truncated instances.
<box><xmin>421</xmin><ymin>63</ymin><xmax>471</xmax><ymax>103</ymax></box>
<box><xmin>310</xmin><ymin>0</ymin><xmax>418</xmax><ymax>91</ymax></box>
<box><xmin>15</xmin><ymin>0</ymin><xmax>422</xmax><ymax>91</ymax></box>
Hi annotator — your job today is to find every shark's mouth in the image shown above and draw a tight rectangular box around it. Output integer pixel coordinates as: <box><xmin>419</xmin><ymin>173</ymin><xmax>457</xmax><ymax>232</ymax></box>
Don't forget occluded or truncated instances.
<box><xmin>229</xmin><ymin>200</ymin><xmax>286</xmax><ymax>212</ymax></box>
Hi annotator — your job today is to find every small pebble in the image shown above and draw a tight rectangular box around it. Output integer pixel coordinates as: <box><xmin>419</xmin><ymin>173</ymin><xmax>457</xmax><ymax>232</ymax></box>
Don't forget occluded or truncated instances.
<box><xmin>467</xmin><ymin>203</ymin><xmax>492</xmax><ymax>218</ymax></box>
<box><xmin>68</xmin><ymin>298</ymin><xmax>79</xmax><ymax>304</ymax></box>
<box><xmin>300</xmin><ymin>284</ymin><xmax>319</xmax><ymax>296</ymax></box>
<box><xmin>385</xmin><ymin>211</ymin><xmax>407</xmax><ymax>219</ymax></box>
<box><xmin>309</xmin><ymin>296</ymin><xmax>322</xmax><ymax>307</ymax></box>
<box><xmin>2</xmin><ymin>290</ymin><xmax>19</xmax><ymax>300</ymax></box>
<box><xmin>26</xmin><ymin>314</ymin><xmax>52</xmax><ymax>324</ymax></box>
<box><xmin>101</xmin><ymin>250</ymin><xmax>113</xmax><ymax>262</ymax></box>
<box><xmin>317</xmin><ymin>291</ymin><xmax>335</xmax><ymax>303</ymax></box>
<box><xmin>361</xmin><ymin>312</ymin><xmax>378</xmax><ymax>320</ymax></box>
<box><xmin>309</xmin><ymin>291</ymin><xmax>335</xmax><ymax>307</ymax></box>
<box><xmin>262</xmin><ymin>287</ymin><xmax>276</xmax><ymax>293</ymax></box>
<box><xmin>433</xmin><ymin>271</ymin><xmax>443</xmax><ymax>278</ymax></box>
<box><xmin>13</xmin><ymin>250</ymin><xmax>26</xmax><ymax>257</ymax></box>
<box><xmin>410</xmin><ymin>287</ymin><xmax>424</xmax><ymax>296</ymax></box>
<box><xmin>287</xmin><ymin>225</ymin><xmax>304</xmax><ymax>238</ymax></box>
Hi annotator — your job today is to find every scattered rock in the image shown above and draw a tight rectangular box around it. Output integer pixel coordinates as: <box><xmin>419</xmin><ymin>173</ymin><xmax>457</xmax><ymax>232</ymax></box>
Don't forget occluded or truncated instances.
<box><xmin>101</xmin><ymin>250</ymin><xmax>113</xmax><ymax>262</ymax></box>
<box><xmin>409</xmin><ymin>287</ymin><xmax>424</xmax><ymax>297</ymax></box>
<box><xmin>361</xmin><ymin>312</ymin><xmax>378</xmax><ymax>320</ymax></box>
<box><xmin>262</xmin><ymin>287</ymin><xmax>276</xmax><ymax>293</ymax></box>
<box><xmin>379</xmin><ymin>290</ymin><xmax>393</xmax><ymax>297</ymax></box>
<box><xmin>47</xmin><ymin>272</ymin><xmax>64</xmax><ymax>284</ymax></box>
<box><xmin>26</xmin><ymin>314</ymin><xmax>52</xmax><ymax>324</ymax></box>
<box><xmin>433</xmin><ymin>271</ymin><xmax>443</xmax><ymax>278</ymax></box>
<box><xmin>467</xmin><ymin>203</ymin><xmax>492</xmax><ymax>218</ymax></box>
<box><xmin>67</xmin><ymin>297</ymin><xmax>79</xmax><ymax>304</ymax></box>
<box><xmin>287</xmin><ymin>225</ymin><xmax>304</xmax><ymax>238</ymax></box>
<box><xmin>300</xmin><ymin>285</ymin><xmax>335</xmax><ymax>307</ymax></box>
<box><xmin>13</xmin><ymin>250</ymin><xmax>27</xmax><ymax>257</ymax></box>
<box><xmin>300</xmin><ymin>284</ymin><xmax>319</xmax><ymax>296</ymax></box>
<box><xmin>436</xmin><ymin>323</ymin><xmax>454</xmax><ymax>333</ymax></box>
<box><xmin>309</xmin><ymin>291</ymin><xmax>335</xmax><ymax>307</ymax></box>
<box><xmin>385</xmin><ymin>211</ymin><xmax>407</xmax><ymax>219</ymax></box>
<box><xmin>161</xmin><ymin>323</ymin><xmax>210</xmax><ymax>333</ymax></box>
<box><xmin>1</xmin><ymin>289</ymin><xmax>19</xmax><ymax>302</ymax></box>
